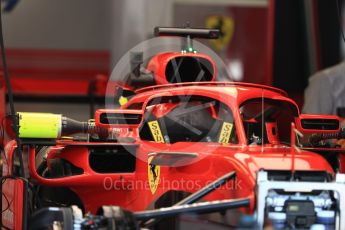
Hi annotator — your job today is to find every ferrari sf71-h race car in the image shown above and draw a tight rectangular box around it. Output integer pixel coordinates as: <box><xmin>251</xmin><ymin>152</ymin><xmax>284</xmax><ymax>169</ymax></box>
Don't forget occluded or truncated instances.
<box><xmin>1</xmin><ymin>27</ymin><xmax>345</xmax><ymax>230</ymax></box>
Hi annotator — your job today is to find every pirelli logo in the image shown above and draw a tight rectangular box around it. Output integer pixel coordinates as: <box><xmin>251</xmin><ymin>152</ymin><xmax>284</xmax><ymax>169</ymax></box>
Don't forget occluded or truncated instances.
<box><xmin>218</xmin><ymin>122</ymin><xmax>233</xmax><ymax>144</ymax></box>
<box><xmin>148</xmin><ymin>120</ymin><xmax>165</xmax><ymax>143</ymax></box>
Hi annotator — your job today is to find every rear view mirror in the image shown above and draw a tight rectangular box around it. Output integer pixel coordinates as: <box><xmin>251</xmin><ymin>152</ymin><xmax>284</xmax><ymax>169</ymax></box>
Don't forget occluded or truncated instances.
<box><xmin>95</xmin><ymin>109</ymin><xmax>142</xmax><ymax>128</ymax></box>
<box><xmin>295</xmin><ymin>114</ymin><xmax>340</xmax><ymax>133</ymax></box>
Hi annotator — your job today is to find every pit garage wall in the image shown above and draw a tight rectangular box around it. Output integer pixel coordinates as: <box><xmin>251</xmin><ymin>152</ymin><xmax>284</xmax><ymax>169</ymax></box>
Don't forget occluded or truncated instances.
<box><xmin>0</xmin><ymin>0</ymin><xmax>274</xmax><ymax>120</ymax></box>
<box><xmin>2</xmin><ymin>0</ymin><xmax>112</xmax><ymax>95</ymax></box>
<box><xmin>2</xmin><ymin>0</ymin><xmax>272</xmax><ymax>82</ymax></box>
<box><xmin>173</xmin><ymin>0</ymin><xmax>272</xmax><ymax>85</ymax></box>
<box><xmin>0</xmin><ymin>0</ymin><xmax>111</xmax><ymax>120</ymax></box>
<box><xmin>273</xmin><ymin>0</ymin><xmax>341</xmax><ymax>108</ymax></box>
<box><xmin>1</xmin><ymin>0</ymin><xmax>274</xmax><ymax>80</ymax></box>
<box><xmin>3</xmin><ymin>0</ymin><xmax>111</xmax><ymax>50</ymax></box>
<box><xmin>0</xmin><ymin>0</ymin><xmax>176</xmax><ymax>120</ymax></box>
<box><xmin>0</xmin><ymin>0</ymin><xmax>340</xmax><ymax>121</ymax></box>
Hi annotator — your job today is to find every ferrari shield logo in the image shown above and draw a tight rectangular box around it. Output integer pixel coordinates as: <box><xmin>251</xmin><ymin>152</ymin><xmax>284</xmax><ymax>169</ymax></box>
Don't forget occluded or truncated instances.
<box><xmin>206</xmin><ymin>16</ymin><xmax>235</xmax><ymax>51</ymax></box>
<box><xmin>148</xmin><ymin>156</ymin><xmax>160</xmax><ymax>194</ymax></box>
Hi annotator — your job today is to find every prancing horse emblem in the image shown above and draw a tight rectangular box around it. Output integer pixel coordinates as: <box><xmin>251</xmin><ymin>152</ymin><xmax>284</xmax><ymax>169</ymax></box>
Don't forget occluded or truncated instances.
<box><xmin>148</xmin><ymin>156</ymin><xmax>160</xmax><ymax>194</ymax></box>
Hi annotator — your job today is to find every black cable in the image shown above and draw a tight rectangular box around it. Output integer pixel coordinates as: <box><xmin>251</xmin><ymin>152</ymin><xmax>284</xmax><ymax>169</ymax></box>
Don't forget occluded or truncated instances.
<box><xmin>1</xmin><ymin>177</ymin><xmax>16</xmax><ymax>230</ymax></box>
<box><xmin>0</xmin><ymin>3</ymin><xmax>28</xmax><ymax>229</ymax></box>
<box><xmin>0</xmin><ymin>1</ymin><xmax>24</xmax><ymax>175</ymax></box>
<box><xmin>336</xmin><ymin>0</ymin><xmax>345</xmax><ymax>43</ymax></box>
<box><xmin>1</xmin><ymin>176</ymin><xmax>17</xmax><ymax>217</ymax></box>
<box><xmin>1</xmin><ymin>187</ymin><xmax>10</xmax><ymax>214</ymax></box>
<box><xmin>0</xmin><ymin>176</ymin><xmax>29</xmax><ymax>230</ymax></box>
<box><xmin>0</xmin><ymin>3</ymin><xmax>15</xmax><ymax>115</ymax></box>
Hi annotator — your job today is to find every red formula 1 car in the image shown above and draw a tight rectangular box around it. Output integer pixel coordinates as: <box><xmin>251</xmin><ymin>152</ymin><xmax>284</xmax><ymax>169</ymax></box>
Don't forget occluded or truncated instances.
<box><xmin>2</xmin><ymin>27</ymin><xmax>345</xmax><ymax>230</ymax></box>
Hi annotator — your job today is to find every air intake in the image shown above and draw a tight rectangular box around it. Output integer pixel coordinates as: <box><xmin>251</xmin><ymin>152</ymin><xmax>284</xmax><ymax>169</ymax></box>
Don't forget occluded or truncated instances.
<box><xmin>301</xmin><ymin>118</ymin><xmax>339</xmax><ymax>131</ymax></box>
<box><xmin>165</xmin><ymin>56</ymin><xmax>214</xmax><ymax>83</ymax></box>
<box><xmin>89</xmin><ymin>145</ymin><xmax>136</xmax><ymax>173</ymax></box>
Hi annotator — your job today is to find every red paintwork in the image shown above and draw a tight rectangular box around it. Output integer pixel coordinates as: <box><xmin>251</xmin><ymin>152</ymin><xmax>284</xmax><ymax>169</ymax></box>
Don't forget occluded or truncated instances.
<box><xmin>295</xmin><ymin>114</ymin><xmax>340</xmax><ymax>133</ymax></box>
<box><xmin>2</xmin><ymin>83</ymin><xmax>338</xmax><ymax>218</ymax></box>
<box><xmin>265</xmin><ymin>122</ymin><xmax>279</xmax><ymax>145</ymax></box>
<box><xmin>26</xmin><ymin>141</ymin><xmax>334</xmax><ymax>214</ymax></box>
<box><xmin>28</xmin><ymin>144</ymin><xmax>136</xmax><ymax>187</ymax></box>
<box><xmin>146</xmin><ymin>52</ymin><xmax>216</xmax><ymax>85</ymax></box>
<box><xmin>135</xmin><ymin>81</ymin><xmax>288</xmax><ymax>95</ymax></box>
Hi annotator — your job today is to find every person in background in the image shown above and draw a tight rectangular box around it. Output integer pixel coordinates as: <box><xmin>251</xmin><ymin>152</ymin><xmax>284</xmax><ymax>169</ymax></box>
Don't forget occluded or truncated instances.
<box><xmin>303</xmin><ymin>61</ymin><xmax>345</xmax><ymax>115</ymax></box>
<box><xmin>2</xmin><ymin>0</ymin><xmax>19</xmax><ymax>12</ymax></box>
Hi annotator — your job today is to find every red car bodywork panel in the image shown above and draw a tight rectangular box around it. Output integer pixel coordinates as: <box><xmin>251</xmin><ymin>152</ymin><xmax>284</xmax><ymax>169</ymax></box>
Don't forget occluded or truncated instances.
<box><xmin>2</xmin><ymin>83</ymin><xmax>335</xmax><ymax>216</ymax></box>
<box><xmin>28</xmin><ymin>142</ymin><xmax>333</xmax><ymax>214</ymax></box>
